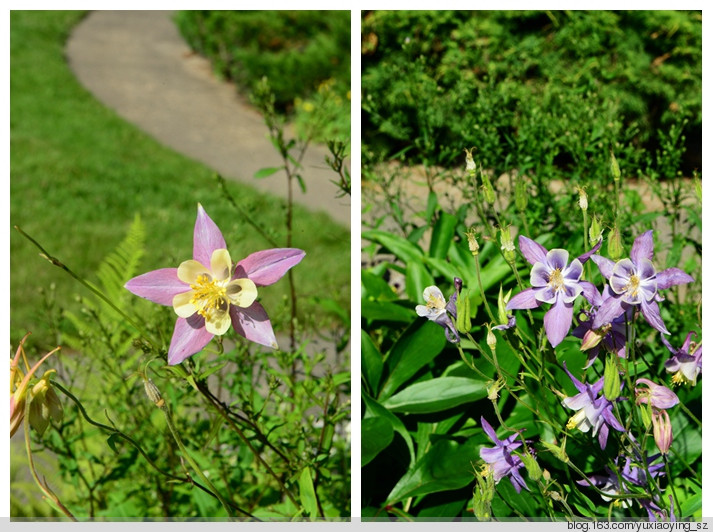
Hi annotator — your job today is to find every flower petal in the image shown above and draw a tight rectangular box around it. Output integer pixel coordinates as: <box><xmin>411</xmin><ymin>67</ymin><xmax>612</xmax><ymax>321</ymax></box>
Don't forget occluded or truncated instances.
<box><xmin>631</xmin><ymin>230</ymin><xmax>654</xmax><ymax>263</ymax></box>
<box><xmin>530</xmin><ymin>261</ymin><xmax>551</xmax><ymax>287</ymax></box>
<box><xmin>193</xmin><ymin>204</ymin><xmax>227</xmax><ymax>267</ymax></box>
<box><xmin>210</xmin><ymin>249</ymin><xmax>233</xmax><ymax>281</ymax></box>
<box><xmin>167</xmin><ymin>316</ymin><xmax>214</xmax><ymax>365</ymax></box>
<box><xmin>546</xmin><ymin>249</ymin><xmax>570</xmax><ymax>271</ymax></box>
<box><xmin>173</xmin><ymin>290</ymin><xmax>197</xmax><ymax>318</ymax></box>
<box><xmin>580</xmin><ymin>281</ymin><xmax>602</xmax><ymax>307</ymax></box>
<box><xmin>177</xmin><ymin>259</ymin><xmax>211</xmax><ymax>284</ymax></box>
<box><xmin>591</xmin><ymin>255</ymin><xmax>615</xmax><ymax>280</ymax></box>
<box><xmin>480</xmin><ymin>417</ymin><xmax>501</xmax><ymax>445</ymax></box>
<box><xmin>506</xmin><ymin>288</ymin><xmax>541</xmax><ymax>310</ymax></box>
<box><xmin>230</xmin><ymin>302</ymin><xmax>278</xmax><ymax>349</ymax></box>
<box><xmin>234</xmin><ymin>248</ymin><xmax>306</xmax><ymax>286</ymax></box>
<box><xmin>640</xmin><ymin>299</ymin><xmax>670</xmax><ymax>335</ymax></box>
<box><xmin>544</xmin><ymin>298</ymin><xmax>573</xmax><ymax>347</ymax></box>
<box><xmin>592</xmin><ymin>296</ymin><xmax>627</xmax><ymax>329</ymax></box>
<box><xmin>125</xmin><ymin>268</ymin><xmax>187</xmax><ymax>305</ymax></box>
<box><xmin>576</xmin><ymin>238</ymin><xmax>603</xmax><ymax>264</ymax></box>
<box><xmin>226</xmin><ymin>278</ymin><xmax>258</xmax><ymax>308</ymax></box>
<box><xmin>518</xmin><ymin>236</ymin><xmax>548</xmax><ymax>265</ymax></box>
<box><xmin>205</xmin><ymin>308</ymin><xmax>232</xmax><ymax>336</ymax></box>
<box><xmin>656</xmin><ymin>268</ymin><xmax>695</xmax><ymax>290</ymax></box>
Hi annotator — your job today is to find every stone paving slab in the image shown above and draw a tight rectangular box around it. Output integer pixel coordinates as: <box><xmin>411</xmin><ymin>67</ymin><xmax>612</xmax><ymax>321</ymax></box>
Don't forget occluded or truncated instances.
<box><xmin>65</xmin><ymin>10</ymin><xmax>350</xmax><ymax>227</ymax></box>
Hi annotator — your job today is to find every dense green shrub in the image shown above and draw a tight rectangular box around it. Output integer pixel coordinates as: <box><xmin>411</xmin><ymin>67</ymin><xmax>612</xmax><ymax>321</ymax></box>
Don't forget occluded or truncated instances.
<box><xmin>362</xmin><ymin>10</ymin><xmax>701</xmax><ymax>177</ymax></box>
<box><xmin>176</xmin><ymin>11</ymin><xmax>350</xmax><ymax>112</ymax></box>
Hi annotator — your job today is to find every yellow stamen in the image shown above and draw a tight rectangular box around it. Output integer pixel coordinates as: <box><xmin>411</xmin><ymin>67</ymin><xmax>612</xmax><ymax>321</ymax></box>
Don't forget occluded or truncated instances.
<box><xmin>190</xmin><ymin>273</ymin><xmax>229</xmax><ymax>319</ymax></box>
<box><xmin>548</xmin><ymin>268</ymin><xmax>564</xmax><ymax>291</ymax></box>
<box><xmin>626</xmin><ymin>274</ymin><xmax>640</xmax><ymax>298</ymax></box>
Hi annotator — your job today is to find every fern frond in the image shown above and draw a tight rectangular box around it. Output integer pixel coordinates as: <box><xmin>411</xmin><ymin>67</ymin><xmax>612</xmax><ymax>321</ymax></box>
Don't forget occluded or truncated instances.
<box><xmin>96</xmin><ymin>214</ymin><xmax>146</xmax><ymax>304</ymax></box>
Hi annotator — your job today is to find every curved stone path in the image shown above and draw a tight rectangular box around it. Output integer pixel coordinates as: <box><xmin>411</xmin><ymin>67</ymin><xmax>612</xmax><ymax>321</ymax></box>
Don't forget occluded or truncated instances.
<box><xmin>66</xmin><ymin>10</ymin><xmax>350</xmax><ymax>227</ymax></box>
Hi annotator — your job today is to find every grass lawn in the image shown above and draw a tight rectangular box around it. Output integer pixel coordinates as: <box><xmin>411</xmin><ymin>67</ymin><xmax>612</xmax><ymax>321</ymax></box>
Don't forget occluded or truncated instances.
<box><xmin>10</xmin><ymin>11</ymin><xmax>350</xmax><ymax>353</ymax></box>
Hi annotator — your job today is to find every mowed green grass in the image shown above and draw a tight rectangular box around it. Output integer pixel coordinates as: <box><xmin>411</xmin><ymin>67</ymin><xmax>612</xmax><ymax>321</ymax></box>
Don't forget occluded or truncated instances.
<box><xmin>10</xmin><ymin>11</ymin><xmax>350</xmax><ymax>350</ymax></box>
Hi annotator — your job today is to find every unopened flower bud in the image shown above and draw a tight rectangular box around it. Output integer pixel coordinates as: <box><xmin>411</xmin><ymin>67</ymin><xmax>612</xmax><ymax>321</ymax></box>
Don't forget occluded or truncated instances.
<box><xmin>541</xmin><ymin>438</ymin><xmax>569</xmax><ymax>464</ymax></box>
<box><xmin>487</xmin><ymin>377</ymin><xmax>505</xmax><ymax>402</ymax></box>
<box><xmin>652</xmin><ymin>409</ymin><xmax>673</xmax><ymax>454</ymax></box>
<box><xmin>481</xmin><ymin>168</ymin><xmax>496</xmax><ymax>205</ymax></box>
<box><xmin>497</xmin><ymin>285</ymin><xmax>512</xmax><ymax>326</ymax></box>
<box><xmin>635</xmin><ymin>378</ymin><xmax>679</xmax><ymax>410</ymax></box>
<box><xmin>499</xmin><ymin>226</ymin><xmax>516</xmax><ymax>265</ymax></box>
<box><xmin>486</xmin><ymin>324</ymin><xmax>497</xmax><ymax>353</ymax></box>
<box><xmin>466</xmin><ymin>229</ymin><xmax>480</xmax><ymax>257</ymax></box>
<box><xmin>464</xmin><ymin>147</ymin><xmax>476</xmax><ymax>174</ymax></box>
<box><xmin>473</xmin><ymin>464</ymin><xmax>495</xmax><ymax>520</ymax></box>
<box><xmin>515</xmin><ymin>177</ymin><xmax>528</xmax><ymax>212</ymax></box>
<box><xmin>576</xmin><ymin>186</ymin><xmax>588</xmax><ymax>212</ymax></box>
<box><xmin>640</xmin><ymin>403</ymin><xmax>652</xmax><ymax>430</ymax></box>
<box><xmin>603</xmin><ymin>354</ymin><xmax>621</xmax><ymax>402</ymax></box>
<box><xmin>607</xmin><ymin>225</ymin><xmax>624</xmax><ymax>260</ymax></box>
<box><xmin>456</xmin><ymin>288</ymin><xmax>472</xmax><ymax>334</ymax></box>
<box><xmin>580</xmin><ymin>326</ymin><xmax>607</xmax><ymax>352</ymax></box>
<box><xmin>610</xmin><ymin>149</ymin><xmax>621</xmax><ymax>183</ymax></box>
<box><xmin>589</xmin><ymin>215</ymin><xmax>603</xmax><ymax>244</ymax></box>
<box><xmin>520</xmin><ymin>450</ymin><xmax>542</xmax><ymax>482</ymax></box>
<box><xmin>144</xmin><ymin>378</ymin><xmax>165</xmax><ymax>409</ymax></box>
<box><xmin>28</xmin><ymin>370</ymin><xmax>63</xmax><ymax>436</ymax></box>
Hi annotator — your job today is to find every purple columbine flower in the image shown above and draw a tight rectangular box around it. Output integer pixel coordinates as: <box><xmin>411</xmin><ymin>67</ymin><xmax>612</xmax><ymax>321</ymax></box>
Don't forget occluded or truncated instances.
<box><xmin>415</xmin><ymin>278</ymin><xmax>461</xmax><ymax>342</ymax></box>
<box><xmin>663</xmin><ymin>332</ymin><xmax>702</xmax><ymax>386</ymax></box>
<box><xmin>125</xmin><ymin>204</ymin><xmax>305</xmax><ymax>365</ymax></box>
<box><xmin>572</xmin><ymin>303</ymin><xmax>629</xmax><ymax>368</ymax></box>
<box><xmin>590</xmin><ymin>230</ymin><xmax>694</xmax><ymax>335</ymax></box>
<box><xmin>506</xmin><ymin>236</ymin><xmax>602</xmax><ymax>347</ymax></box>
<box><xmin>577</xmin><ymin>454</ymin><xmax>667</xmax><ymax>520</ymax></box>
<box><xmin>561</xmin><ymin>362</ymin><xmax>625</xmax><ymax>450</ymax></box>
<box><xmin>479</xmin><ymin>417</ymin><xmax>529</xmax><ymax>493</ymax></box>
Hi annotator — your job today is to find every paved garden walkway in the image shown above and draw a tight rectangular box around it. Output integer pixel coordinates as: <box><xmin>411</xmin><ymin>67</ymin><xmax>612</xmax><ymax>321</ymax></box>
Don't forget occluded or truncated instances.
<box><xmin>66</xmin><ymin>10</ymin><xmax>350</xmax><ymax>228</ymax></box>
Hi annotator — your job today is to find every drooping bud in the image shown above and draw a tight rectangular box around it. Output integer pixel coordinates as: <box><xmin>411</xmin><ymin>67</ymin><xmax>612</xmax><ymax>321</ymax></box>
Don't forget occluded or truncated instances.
<box><xmin>28</xmin><ymin>370</ymin><xmax>63</xmax><ymax>436</ymax></box>
<box><xmin>603</xmin><ymin>354</ymin><xmax>621</xmax><ymax>402</ymax></box>
<box><xmin>515</xmin><ymin>177</ymin><xmax>528</xmax><ymax>212</ymax></box>
<box><xmin>143</xmin><ymin>378</ymin><xmax>166</xmax><ymax>409</ymax></box>
<box><xmin>607</xmin><ymin>225</ymin><xmax>624</xmax><ymax>260</ymax></box>
<box><xmin>480</xmin><ymin>167</ymin><xmax>496</xmax><ymax>205</ymax></box>
<box><xmin>580</xmin><ymin>325</ymin><xmax>608</xmax><ymax>352</ymax></box>
<box><xmin>652</xmin><ymin>409</ymin><xmax>673</xmax><ymax>454</ymax></box>
<box><xmin>635</xmin><ymin>378</ymin><xmax>679</xmax><ymax>410</ymax></box>
<box><xmin>589</xmin><ymin>215</ymin><xmax>603</xmax><ymax>244</ymax></box>
<box><xmin>499</xmin><ymin>225</ymin><xmax>516</xmax><ymax>265</ymax></box>
<box><xmin>610</xmin><ymin>149</ymin><xmax>621</xmax><ymax>183</ymax></box>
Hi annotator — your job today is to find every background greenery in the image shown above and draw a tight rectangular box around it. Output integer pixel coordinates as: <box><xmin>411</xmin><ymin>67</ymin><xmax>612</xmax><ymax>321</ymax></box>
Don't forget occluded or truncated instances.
<box><xmin>10</xmin><ymin>11</ymin><xmax>350</xmax><ymax>354</ymax></box>
<box><xmin>176</xmin><ymin>10</ymin><xmax>351</xmax><ymax>143</ymax></box>
<box><xmin>362</xmin><ymin>10</ymin><xmax>701</xmax><ymax>179</ymax></box>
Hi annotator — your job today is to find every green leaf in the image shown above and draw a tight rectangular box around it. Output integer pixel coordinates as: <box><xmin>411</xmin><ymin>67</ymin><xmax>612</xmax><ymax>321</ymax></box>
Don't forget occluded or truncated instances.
<box><xmin>363</xmin><ymin>394</ymin><xmax>415</xmax><ymax>465</ymax></box>
<box><xmin>404</xmin><ymin>260</ymin><xmax>434</xmax><ymax>303</ymax></box>
<box><xmin>361</xmin><ymin>416</ymin><xmax>394</xmax><ymax>467</ymax></box>
<box><xmin>253</xmin><ymin>166</ymin><xmax>283</xmax><ymax>179</ymax></box>
<box><xmin>361</xmin><ymin>329</ymin><xmax>384</xmax><ymax>394</ymax></box>
<box><xmin>363</xmin><ymin>229</ymin><xmax>424</xmax><ymax>264</ymax></box>
<box><xmin>361</xmin><ymin>270</ymin><xmax>398</xmax><ymax>301</ymax></box>
<box><xmin>425</xmin><ymin>190</ymin><xmax>438</xmax><ymax>222</ymax></box>
<box><xmin>379</xmin><ymin>320</ymin><xmax>447</xmax><ymax>398</ymax></box>
<box><xmin>361</xmin><ymin>300</ymin><xmax>414</xmax><ymax>323</ymax></box>
<box><xmin>382</xmin><ymin>377</ymin><xmax>488</xmax><ymax>414</ymax></box>
<box><xmin>298</xmin><ymin>468</ymin><xmax>318</xmax><ymax>518</ymax></box>
<box><xmin>429</xmin><ymin>211</ymin><xmax>458</xmax><ymax>259</ymax></box>
<box><xmin>386</xmin><ymin>437</ymin><xmax>482</xmax><ymax>504</ymax></box>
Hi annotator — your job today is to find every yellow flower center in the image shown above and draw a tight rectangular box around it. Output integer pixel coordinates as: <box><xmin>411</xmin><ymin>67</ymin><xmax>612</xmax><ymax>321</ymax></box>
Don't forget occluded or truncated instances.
<box><xmin>625</xmin><ymin>274</ymin><xmax>640</xmax><ymax>298</ymax></box>
<box><xmin>190</xmin><ymin>273</ymin><xmax>230</xmax><ymax>320</ymax></box>
<box><xmin>548</xmin><ymin>268</ymin><xmax>564</xmax><ymax>292</ymax></box>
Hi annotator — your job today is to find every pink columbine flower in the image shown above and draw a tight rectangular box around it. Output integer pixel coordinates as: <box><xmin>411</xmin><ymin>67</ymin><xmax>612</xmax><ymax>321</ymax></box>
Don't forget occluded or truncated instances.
<box><xmin>635</xmin><ymin>378</ymin><xmax>679</xmax><ymax>410</ymax></box>
<box><xmin>590</xmin><ymin>230</ymin><xmax>694</xmax><ymax>335</ymax></box>
<box><xmin>662</xmin><ymin>331</ymin><xmax>702</xmax><ymax>386</ymax></box>
<box><xmin>125</xmin><ymin>204</ymin><xmax>305</xmax><ymax>365</ymax></box>
<box><xmin>505</xmin><ymin>236</ymin><xmax>602</xmax><ymax>347</ymax></box>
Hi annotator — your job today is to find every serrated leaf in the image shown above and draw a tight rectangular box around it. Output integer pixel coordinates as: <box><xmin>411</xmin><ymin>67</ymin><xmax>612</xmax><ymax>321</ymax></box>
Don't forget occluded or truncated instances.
<box><xmin>382</xmin><ymin>377</ymin><xmax>487</xmax><ymax>414</ymax></box>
